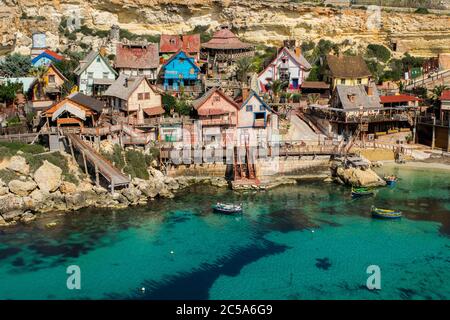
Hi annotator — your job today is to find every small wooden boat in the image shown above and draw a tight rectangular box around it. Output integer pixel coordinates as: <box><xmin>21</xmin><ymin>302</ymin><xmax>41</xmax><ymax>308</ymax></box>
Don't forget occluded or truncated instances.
<box><xmin>371</xmin><ymin>206</ymin><xmax>402</xmax><ymax>219</ymax></box>
<box><xmin>351</xmin><ymin>187</ymin><xmax>374</xmax><ymax>198</ymax></box>
<box><xmin>384</xmin><ymin>175</ymin><xmax>398</xmax><ymax>186</ymax></box>
<box><xmin>213</xmin><ymin>203</ymin><xmax>243</xmax><ymax>215</ymax></box>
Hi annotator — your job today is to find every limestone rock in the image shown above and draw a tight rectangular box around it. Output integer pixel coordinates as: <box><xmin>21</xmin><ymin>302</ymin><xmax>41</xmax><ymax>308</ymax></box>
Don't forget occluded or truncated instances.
<box><xmin>122</xmin><ymin>187</ymin><xmax>142</xmax><ymax>204</ymax></box>
<box><xmin>149</xmin><ymin>167</ymin><xmax>165</xmax><ymax>180</ymax></box>
<box><xmin>20</xmin><ymin>212</ymin><xmax>36</xmax><ymax>223</ymax></box>
<box><xmin>0</xmin><ymin>194</ymin><xmax>25</xmax><ymax>214</ymax></box>
<box><xmin>60</xmin><ymin>181</ymin><xmax>77</xmax><ymax>194</ymax></box>
<box><xmin>7</xmin><ymin>155</ymin><xmax>29</xmax><ymax>175</ymax></box>
<box><xmin>8</xmin><ymin>179</ymin><xmax>37</xmax><ymax>196</ymax></box>
<box><xmin>30</xmin><ymin>189</ymin><xmax>48</xmax><ymax>203</ymax></box>
<box><xmin>34</xmin><ymin>161</ymin><xmax>62</xmax><ymax>193</ymax></box>
<box><xmin>336</xmin><ymin>167</ymin><xmax>386</xmax><ymax>187</ymax></box>
<box><xmin>0</xmin><ymin>186</ymin><xmax>8</xmax><ymax>196</ymax></box>
<box><xmin>0</xmin><ymin>215</ymin><xmax>7</xmax><ymax>226</ymax></box>
<box><xmin>1</xmin><ymin>210</ymin><xmax>23</xmax><ymax>222</ymax></box>
<box><xmin>164</xmin><ymin>177</ymin><xmax>179</xmax><ymax>190</ymax></box>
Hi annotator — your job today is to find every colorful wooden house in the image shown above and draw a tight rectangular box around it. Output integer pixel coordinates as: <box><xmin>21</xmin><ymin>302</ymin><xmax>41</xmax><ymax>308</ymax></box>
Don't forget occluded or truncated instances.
<box><xmin>258</xmin><ymin>45</ymin><xmax>311</xmax><ymax>93</ymax></box>
<box><xmin>104</xmin><ymin>74</ymin><xmax>163</xmax><ymax>125</ymax></box>
<box><xmin>161</xmin><ymin>50</ymin><xmax>201</xmax><ymax>93</ymax></box>
<box><xmin>323</xmin><ymin>55</ymin><xmax>371</xmax><ymax>89</ymax></box>
<box><xmin>31</xmin><ymin>49</ymin><xmax>63</xmax><ymax>67</ymax></box>
<box><xmin>114</xmin><ymin>41</ymin><xmax>159</xmax><ymax>80</ymax></box>
<box><xmin>238</xmin><ymin>90</ymin><xmax>277</xmax><ymax>129</ymax></box>
<box><xmin>74</xmin><ymin>50</ymin><xmax>117</xmax><ymax>96</ymax></box>
<box><xmin>30</xmin><ymin>64</ymin><xmax>67</xmax><ymax>111</ymax></box>
<box><xmin>201</xmin><ymin>25</ymin><xmax>254</xmax><ymax>75</ymax></box>
<box><xmin>236</xmin><ymin>91</ymin><xmax>278</xmax><ymax>147</ymax></box>
<box><xmin>192</xmin><ymin>87</ymin><xmax>240</xmax><ymax>146</ymax></box>
<box><xmin>43</xmin><ymin>92</ymin><xmax>105</xmax><ymax>129</ymax></box>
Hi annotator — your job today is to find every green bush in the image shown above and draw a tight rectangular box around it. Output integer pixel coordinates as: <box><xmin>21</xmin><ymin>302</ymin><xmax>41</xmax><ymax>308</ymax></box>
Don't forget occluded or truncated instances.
<box><xmin>0</xmin><ymin>142</ymin><xmax>45</xmax><ymax>155</ymax></box>
<box><xmin>415</xmin><ymin>7</ymin><xmax>429</xmax><ymax>14</ymax></box>
<box><xmin>366</xmin><ymin>44</ymin><xmax>391</xmax><ymax>63</ymax></box>
<box><xmin>0</xmin><ymin>169</ymin><xmax>18</xmax><ymax>184</ymax></box>
<box><xmin>124</xmin><ymin>150</ymin><xmax>150</xmax><ymax>180</ymax></box>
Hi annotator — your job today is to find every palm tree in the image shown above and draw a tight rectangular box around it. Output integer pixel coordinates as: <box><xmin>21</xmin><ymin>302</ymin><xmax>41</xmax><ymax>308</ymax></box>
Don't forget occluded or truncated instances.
<box><xmin>235</xmin><ymin>57</ymin><xmax>255</xmax><ymax>84</ymax></box>
<box><xmin>268</xmin><ymin>79</ymin><xmax>288</xmax><ymax>103</ymax></box>
<box><xmin>431</xmin><ymin>84</ymin><xmax>449</xmax><ymax>101</ymax></box>
<box><xmin>29</xmin><ymin>66</ymin><xmax>48</xmax><ymax>100</ymax></box>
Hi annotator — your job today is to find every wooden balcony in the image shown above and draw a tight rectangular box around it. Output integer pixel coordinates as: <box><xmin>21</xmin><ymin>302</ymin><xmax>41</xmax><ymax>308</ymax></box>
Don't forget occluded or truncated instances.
<box><xmin>200</xmin><ymin>118</ymin><xmax>237</xmax><ymax>126</ymax></box>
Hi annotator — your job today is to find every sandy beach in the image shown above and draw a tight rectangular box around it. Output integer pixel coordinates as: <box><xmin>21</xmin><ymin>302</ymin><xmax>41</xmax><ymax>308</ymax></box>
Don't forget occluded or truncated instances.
<box><xmin>381</xmin><ymin>160</ymin><xmax>450</xmax><ymax>171</ymax></box>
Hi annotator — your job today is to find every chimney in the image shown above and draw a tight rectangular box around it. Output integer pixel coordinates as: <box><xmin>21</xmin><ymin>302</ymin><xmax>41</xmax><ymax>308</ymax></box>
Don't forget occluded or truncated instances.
<box><xmin>295</xmin><ymin>46</ymin><xmax>302</xmax><ymax>58</ymax></box>
<box><xmin>366</xmin><ymin>84</ymin><xmax>374</xmax><ymax>96</ymax></box>
<box><xmin>242</xmin><ymin>86</ymin><xmax>250</xmax><ymax>101</ymax></box>
<box><xmin>99</xmin><ymin>46</ymin><xmax>107</xmax><ymax>57</ymax></box>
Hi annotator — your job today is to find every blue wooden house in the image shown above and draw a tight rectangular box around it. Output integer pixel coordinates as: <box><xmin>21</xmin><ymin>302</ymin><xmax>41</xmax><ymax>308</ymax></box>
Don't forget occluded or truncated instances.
<box><xmin>31</xmin><ymin>49</ymin><xmax>63</xmax><ymax>67</ymax></box>
<box><xmin>161</xmin><ymin>50</ymin><xmax>201</xmax><ymax>92</ymax></box>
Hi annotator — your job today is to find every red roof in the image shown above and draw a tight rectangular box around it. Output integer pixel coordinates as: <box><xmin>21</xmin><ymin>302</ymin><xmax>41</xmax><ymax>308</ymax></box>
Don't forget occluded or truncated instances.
<box><xmin>160</xmin><ymin>35</ymin><xmax>182</xmax><ymax>53</ymax></box>
<box><xmin>380</xmin><ymin>94</ymin><xmax>421</xmax><ymax>104</ymax></box>
<box><xmin>43</xmin><ymin>49</ymin><xmax>63</xmax><ymax>61</ymax></box>
<box><xmin>441</xmin><ymin>90</ymin><xmax>450</xmax><ymax>101</ymax></box>
<box><xmin>202</xmin><ymin>27</ymin><xmax>253</xmax><ymax>50</ymax></box>
<box><xmin>160</xmin><ymin>34</ymin><xmax>200</xmax><ymax>54</ymax></box>
<box><xmin>143</xmin><ymin>106</ymin><xmax>165</xmax><ymax>116</ymax></box>
<box><xmin>115</xmin><ymin>43</ymin><xmax>159</xmax><ymax>69</ymax></box>
<box><xmin>182</xmin><ymin>34</ymin><xmax>200</xmax><ymax>53</ymax></box>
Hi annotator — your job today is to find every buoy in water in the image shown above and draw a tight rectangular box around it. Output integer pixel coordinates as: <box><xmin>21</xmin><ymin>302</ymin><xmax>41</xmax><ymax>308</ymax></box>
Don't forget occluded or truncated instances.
<box><xmin>170</xmin><ymin>250</ymin><xmax>174</xmax><ymax>254</ymax></box>
<box><xmin>141</xmin><ymin>287</ymin><xmax>146</xmax><ymax>292</ymax></box>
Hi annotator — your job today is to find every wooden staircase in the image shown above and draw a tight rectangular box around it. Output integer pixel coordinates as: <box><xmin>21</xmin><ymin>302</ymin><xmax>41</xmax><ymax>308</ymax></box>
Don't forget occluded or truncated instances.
<box><xmin>233</xmin><ymin>140</ymin><xmax>259</xmax><ymax>184</ymax></box>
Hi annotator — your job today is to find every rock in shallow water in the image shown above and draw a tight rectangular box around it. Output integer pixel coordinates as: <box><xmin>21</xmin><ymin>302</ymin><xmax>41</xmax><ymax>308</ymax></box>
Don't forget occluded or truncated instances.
<box><xmin>335</xmin><ymin>167</ymin><xmax>385</xmax><ymax>187</ymax></box>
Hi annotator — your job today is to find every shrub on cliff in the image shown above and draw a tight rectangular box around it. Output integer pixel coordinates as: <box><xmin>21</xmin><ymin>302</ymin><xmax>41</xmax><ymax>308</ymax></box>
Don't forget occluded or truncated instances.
<box><xmin>366</xmin><ymin>44</ymin><xmax>391</xmax><ymax>63</ymax></box>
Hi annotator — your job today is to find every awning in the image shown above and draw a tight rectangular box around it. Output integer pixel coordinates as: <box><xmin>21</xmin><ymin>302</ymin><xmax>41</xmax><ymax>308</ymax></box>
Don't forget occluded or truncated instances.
<box><xmin>52</xmin><ymin>103</ymin><xmax>86</xmax><ymax>121</ymax></box>
<box><xmin>301</xmin><ymin>81</ymin><xmax>329</xmax><ymax>89</ymax></box>
<box><xmin>143</xmin><ymin>106</ymin><xmax>165</xmax><ymax>116</ymax></box>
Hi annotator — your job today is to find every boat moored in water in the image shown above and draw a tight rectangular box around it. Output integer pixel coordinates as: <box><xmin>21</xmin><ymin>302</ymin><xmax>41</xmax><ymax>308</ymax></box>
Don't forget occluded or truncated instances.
<box><xmin>213</xmin><ymin>203</ymin><xmax>243</xmax><ymax>214</ymax></box>
<box><xmin>351</xmin><ymin>187</ymin><xmax>375</xmax><ymax>198</ymax></box>
<box><xmin>371</xmin><ymin>206</ymin><xmax>402</xmax><ymax>219</ymax></box>
<box><xmin>384</xmin><ymin>175</ymin><xmax>398</xmax><ymax>186</ymax></box>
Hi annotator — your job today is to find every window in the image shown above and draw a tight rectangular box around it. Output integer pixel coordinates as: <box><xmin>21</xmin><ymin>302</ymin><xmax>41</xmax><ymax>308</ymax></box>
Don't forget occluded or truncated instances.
<box><xmin>259</xmin><ymin>105</ymin><xmax>265</xmax><ymax>111</ymax></box>
<box><xmin>213</xmin><ymin>95</ymin><xmax>220</xmax><ymax>102</ymax></box>
<box><xmin>96</xmin><ymin>57</ymin><xmax>101</xmax><ymax>63</ymax></box>
<box><xmin>48</xmin><ymin>75</ymin><xmax>55</xmax><ymax>83</ymax></box>
<box><xmin>103</xmin><ymin>72</ymin><xmax>109</xmax><ymax>79</ymax></box>
<box><xmin>246</xmin><ymin>105</ymin><xmax>253</xmax><ymax>112</ymax></box>
<box><xmin>87</xmin><ymin>72</ymin><xmax>94</xmax><ymax>79</ymax></box>
<box><xmin>138</xmin><ymin>93</ymin><xmax>144</xmax><ymax>100</ymax></box>
<box><xmin>138</xmin><ymin>69</ymin><xmax>144</xmax><ymax>75</ymax></box>
<box><xmin>144</xmin><ymin>92</ymin><xmax>150</xmax><ymax>100</ymax></box>
<box><xmin>340</xmin><ymin>79</ymin><xmax>345</xmax><ymax>85</ymax></box>
<box><xmin>357</xmin><ymin>78</ymin><xmax>362</xmax><ymax>84</ymax></box>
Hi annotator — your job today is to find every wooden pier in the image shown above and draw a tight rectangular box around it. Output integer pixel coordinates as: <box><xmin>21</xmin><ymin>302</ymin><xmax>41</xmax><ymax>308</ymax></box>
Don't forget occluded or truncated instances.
<box><xmin>66</xmin><ymin>133</ymin><xmax>130</xmax><ymax>192</ymax></box>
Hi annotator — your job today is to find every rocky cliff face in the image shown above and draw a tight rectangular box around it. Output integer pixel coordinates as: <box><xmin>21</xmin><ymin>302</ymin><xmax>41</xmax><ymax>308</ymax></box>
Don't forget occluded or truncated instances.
<box><xmin>1</xmin><ymin>0</ymin><xmax>449</xmax><ymax>56</ymax></box>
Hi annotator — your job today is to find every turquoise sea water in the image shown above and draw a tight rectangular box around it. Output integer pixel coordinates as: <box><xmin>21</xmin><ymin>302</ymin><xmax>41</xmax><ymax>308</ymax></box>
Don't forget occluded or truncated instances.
<box><xmin>0</xmin><ymin>165</ymin><xmax>449</xmax><ymax>300</ymax></box>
